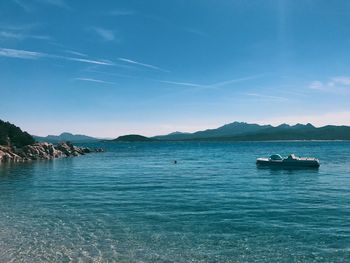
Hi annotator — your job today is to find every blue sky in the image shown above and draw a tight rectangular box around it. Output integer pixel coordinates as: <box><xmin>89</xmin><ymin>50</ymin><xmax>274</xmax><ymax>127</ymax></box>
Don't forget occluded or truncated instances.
<box><xmin>1</xmin><ymin>0</ymin><xmax>350</xmax><ymax>137</ymax></box>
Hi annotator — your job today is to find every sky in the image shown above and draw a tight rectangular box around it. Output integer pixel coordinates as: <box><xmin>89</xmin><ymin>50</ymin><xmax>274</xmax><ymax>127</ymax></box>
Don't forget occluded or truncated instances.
<box><xmin>1</xmin><ymin>0</ymin><xmax>350</xmax><ymax>137</ymax></box>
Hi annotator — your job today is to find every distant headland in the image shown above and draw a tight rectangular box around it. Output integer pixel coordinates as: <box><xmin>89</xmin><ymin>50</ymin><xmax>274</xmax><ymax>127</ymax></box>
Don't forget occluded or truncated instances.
<box><xmin>0</xmin><ymin>119</ymin><xmax>103</xmax><ymax>163</ymax></box>
<box><xmin>109</xmin><ymin>134</ymin><xmax>154</xmax><ymax>142</ymax></box>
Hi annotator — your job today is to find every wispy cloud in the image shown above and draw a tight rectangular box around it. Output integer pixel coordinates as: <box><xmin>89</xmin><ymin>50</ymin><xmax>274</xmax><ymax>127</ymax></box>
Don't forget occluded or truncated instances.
<box><xmin>244</xmin><ymin>93</ymin><xmax>288</xmax><ymax>101</ymax></box>
<box><xmin>0</xmin><ymin>23</ymin><xmax>51</xmax><ymax>41</ymax></box>
<box><xmin>0</xmin><ymin>30</ymin><xmax>51</xmax><ymax>41</ymax></box>
<box><xmin>108</xmin><ymin>9</ymin><xmax>135</xmax><ymax>16</ymax></box>
<box><xmin>184</xmin><ymin>28</ymin><xmax>208</xmax><ymax>37</ymax></box>
<box><xmin>2</xmin><ymin>47</ymin><xmax>167</xmax><ymax>72</ymax></box>
<box><xmin>144</xmin><ymin>15</ymin><xmax>209</xmax><ymax>39</ymax></box>
<box><xmin>155</xmin><ymin>74</ymin><xmax>264</xmax><ymax>91</ymax></box>
<box><xmin>332</xmin><ymin>76</ymin><xmax>350</xmax><ymax>86</ymax></box>
<box><xmin>156</xmin><ymin>80</ymin><xmax>202</xmax><ymax>87</ymax></box>
<box><xmin>119</xmin><ymin>57</ymin><xmax>170</xmax><ymax>72</ymax></box>
<box><xmin>309</xmin><ymin>80</ymin><xmax>324</xmax><ymax>90</ymax></box>
<box><xmin>0</xmin><ymin>23</ymin><xmax>38</xmax><ymax>31</ymax></box>
<box><xmin>0</xmin><ymin>31</ymin><xmax>22</xmax><ymax>39</ymax></box>
<box><xmin>12</xmin><ymin>0</ymin><xmax>33</xmax><ymax>12</ymax></box>
<box><xmin>34</xmin><ymin>0</ymin><xmax>69</xmax><ymax>9</ymax></box>
<box><xmin>309</xmin><ymin>76</ymin><xmax>350</xmax><ymax>92</ymax></box>
<box><xmin>75</xmin><ymin>77</ymin><xmax>116</xmax><ymax>85</ymax></box>
<box><xmin>208</xmin><ymin>74</ymin><xmax>264</xmax><ymax>89</ymax></box>
<box><xmin>64</xmin><ymin>50</ymin><xmax>87</xmax><ymax>57</ymax></box>
<box><xmin>92</xmin><ymin>27</ymin><xmax>116</xmax><ymax>41</ymax></box>
<box><xmin>66</xmin><ymin>57</ymin><xmax>114</xmax><ymax>66</ymax></box>
<box><xmin>0</xmin><ymin>47</ymin><xmax>113</xmax><ymax>66</ymax></box>
<box><xmin>13</xmin><ymin>0</ymin><xmax>69</xmax><ymax>11</ymax></box>
<box><xmin>85</xmin><ymin>69</ymin><xmax>138</xmax><ymax>79</ymax></box>
<box><xmin>0</xmin><ymin>47</ymin><xmax>43</xmax><ymax>59</ymax></box>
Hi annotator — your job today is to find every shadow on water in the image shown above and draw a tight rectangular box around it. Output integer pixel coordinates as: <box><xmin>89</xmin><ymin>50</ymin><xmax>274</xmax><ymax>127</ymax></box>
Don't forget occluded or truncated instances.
<box><xmin>256</xmin><ymin>165</ymin><xmax>320</xmax><ymax>171</ymax></box>
<box><xmin>256</xmin><ymin>165</ymin><xmax>320</xmax><ymax>177</ymax></box>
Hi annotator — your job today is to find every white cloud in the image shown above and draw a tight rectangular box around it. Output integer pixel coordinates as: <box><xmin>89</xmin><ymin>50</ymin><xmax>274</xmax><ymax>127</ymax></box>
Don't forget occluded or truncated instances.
<box><xmin>309</xmin><ymin>76</ymin><xmax>350</xmax><ymax>91</ymax></box>
<box><xmin>12</xmin><ymin>0</ymin><xmax>33</xmax><ymax>12</ymax></box>
<box><xmin>207</xmin><ymin>74</ymin><xmax>264</xmax><ymax>88</ymax></box>
<box><xmin>0</xmin><ymin>22</ymin><xmax>51</xmax><ymax>41</ymax></box>
<box><xmin>34</xmin><ymin>0</ymin><xmax>69</xmax><ymax>9</ymax></box>
<box><xmin>66</xmin><ymin>57</ymin><xmax>114</xmax><ymax>66</ymax></box>
<box><xmin>92</xmin><ymin>27</ymin><xmax>116</xmax><ymax>41</ymax></box>
<box><xmin>0</xmin><ymin>47</ymin><xmax>44</xmax><ymax>59</ymax></box>
<box><xmin>0</xmin><ymin>31</ymin><xmax>22</xmax><ymax>39</ymax></box>
<box><xmin>332</xmin><ymin>76</ymin><xmax>350</xmax><ymax>86</ymax></box>
<box><xmin>118</xmin><ymin>57</ymin><xmax>170</xmax><ymax>72</ymax></box>
<box><xmin>0</xmin><ymin>31</ymin><xmax>51</xmax><ymax>40</ymax></box>
<box><xmin>0</xmin><ymin>47</ymin><xmax>113</xmax><ymax>66</ymax></box>
<box><xmin>245</xmin><ymin>93</ymin><xmax>288</xmax><ymax>101</ymax></box>
<box><xmin>184</xmin><ymin>28</ymin><xmax>208</xmax><ymax>37</ymax></box>
<box><xmin>108</xmin><ymin>9</ymin><xmax>135</xmax><ymax>16</ymax></box>
<box><xmin>309</xmin><ymin>80</ymin><xmax>324</xmax><ymax>90</ymax></box>
<box><xmin>156</xmin><ymin>80</ymin><xmax>202</xmax><ymax>87</ymax></box>
<box><xmin>152</xmin><ymin>74</ymin><xmax>264</xmax><ymax>91</ymax></box>
<box><xmin>75</xmin><ymin>77</ymin><xmax>116</xmax><ymax>85</ymax></box>
<box><xmin>13</xmin><ymin>0</ymin><xmax>69</xmax><ymax>11</ymax></box>
<box><xmin>64</xmin><ymin>50</ymin><xmax>87</xmax><ymax>57</ymax></box>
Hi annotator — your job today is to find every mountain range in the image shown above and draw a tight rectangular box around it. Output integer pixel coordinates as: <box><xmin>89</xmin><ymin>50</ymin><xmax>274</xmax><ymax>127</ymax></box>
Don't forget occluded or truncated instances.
<box><xmin>152</xmin><ymin>122</ymin><xmax>350</xmax><ymax>141</ymax></box>
<box><xmin>34</xmin><ymin>132</ymin><xmax>99</xmax><ymax>143</ymax></box>
<box><xmin>4</xmin><ymin>120</ymin><xmax>349</xmax><ymax>144</ymax></box>
<box><xmin>153</xmin><ymin>122</ymin><xmax>272</xmax><ymax>140</ymax></box>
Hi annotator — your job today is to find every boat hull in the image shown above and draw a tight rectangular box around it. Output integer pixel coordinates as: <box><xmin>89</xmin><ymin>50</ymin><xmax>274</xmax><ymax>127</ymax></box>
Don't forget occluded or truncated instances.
<box><xmin>256</xmin><ymin>158</ymin><xmax>320</xmax><ymax>168</ymax></box>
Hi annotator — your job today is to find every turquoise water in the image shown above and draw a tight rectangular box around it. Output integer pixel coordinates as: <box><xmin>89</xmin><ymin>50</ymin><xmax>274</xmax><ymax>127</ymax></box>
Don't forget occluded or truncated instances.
<box><xmin>0</xmin><ymin>141</ymin><xmax>350</xmax><ymax>262</ymax></box>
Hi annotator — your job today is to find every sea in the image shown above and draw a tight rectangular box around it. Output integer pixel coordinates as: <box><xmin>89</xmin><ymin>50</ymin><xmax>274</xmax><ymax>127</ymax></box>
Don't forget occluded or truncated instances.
<box><xmin>0</xmin><ymin>141</ymin><xmax>349</xmax><ymax>262</ymax></box>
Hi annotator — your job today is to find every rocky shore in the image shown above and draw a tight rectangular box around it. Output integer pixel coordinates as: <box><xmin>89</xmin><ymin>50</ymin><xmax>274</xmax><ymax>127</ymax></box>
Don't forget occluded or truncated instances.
<box><xmin>0</xmin><ymin>142</ymin><xmax>103</xmax><ymax>163</ymax></box>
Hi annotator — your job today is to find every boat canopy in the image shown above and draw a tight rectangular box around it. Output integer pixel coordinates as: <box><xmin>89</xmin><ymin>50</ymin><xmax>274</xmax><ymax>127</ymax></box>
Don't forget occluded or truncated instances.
<box><xmin>287</xmin><ymin>154</ymin><xmax>297</xmax><ymax>160</ymax></box>
<box><xmin>269</xmin><ymin>154</ymin><xmax>283</xmax><ymax>160</ymax></box>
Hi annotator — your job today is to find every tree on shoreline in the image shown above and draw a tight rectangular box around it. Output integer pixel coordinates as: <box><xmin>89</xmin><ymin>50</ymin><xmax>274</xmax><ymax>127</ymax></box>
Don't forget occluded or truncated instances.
<box><xmin>0</xmin><ymin>119</ymin><xmax>35</xmax><ymax>147</ymax></box>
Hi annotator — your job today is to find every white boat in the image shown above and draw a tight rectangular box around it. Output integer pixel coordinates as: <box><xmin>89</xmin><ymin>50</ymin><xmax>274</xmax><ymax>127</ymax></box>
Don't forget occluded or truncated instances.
<box><xmin>256</xmin><ymin>154</ymin><xmax>320</xmax><ymax>168</ymax></box>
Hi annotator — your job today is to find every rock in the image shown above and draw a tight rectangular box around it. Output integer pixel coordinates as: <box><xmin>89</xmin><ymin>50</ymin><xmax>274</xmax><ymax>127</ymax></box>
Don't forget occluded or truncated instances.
<box><xmin>82</xmin><ymin>147</ymin><xmax>91</xmax><ymax>153</ymax></box>
<box><xmin>0</xmin><ymin>141</ymin><xmax>104</xmax><ymax>163</ymax></box>
<box><xmin>0</xmin><ymin>146</ymin><xmax>23</xmax><ymax>162</ymax></box>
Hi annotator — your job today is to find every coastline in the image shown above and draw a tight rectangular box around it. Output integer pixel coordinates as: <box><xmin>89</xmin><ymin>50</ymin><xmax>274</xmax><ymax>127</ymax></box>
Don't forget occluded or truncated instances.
<box><xmin>0</xmin><ymin>141</ymin><xmax>103</xmax><ymax>163</ymax></box>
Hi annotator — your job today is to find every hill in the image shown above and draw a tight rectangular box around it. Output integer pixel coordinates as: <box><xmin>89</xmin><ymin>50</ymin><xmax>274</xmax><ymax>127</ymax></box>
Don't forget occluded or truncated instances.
<box><xmin>34</xmin><ymin>132</ymin><xmax>99</xmax><ymax>143</ymax></box>
<box><xmin>0</xmin><ymin>119</ymin><xmax>35</xmax><ymax>147</ymax></box>
<box><xmin>111</xmin><ymin>134</ymin><xmax>154</xmax><ymax>142</ymax></box>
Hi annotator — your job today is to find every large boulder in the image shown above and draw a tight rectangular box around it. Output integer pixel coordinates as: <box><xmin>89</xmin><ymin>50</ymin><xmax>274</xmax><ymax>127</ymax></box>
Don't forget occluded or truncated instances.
<box><xmin>0</xmin><ymin>145</ymin><xmax>23</xmax><ymax>162</ymax></box>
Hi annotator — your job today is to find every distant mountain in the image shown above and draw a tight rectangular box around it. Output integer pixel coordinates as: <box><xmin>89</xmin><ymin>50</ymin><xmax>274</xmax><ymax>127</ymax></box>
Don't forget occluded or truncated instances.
<box><xmin>153</xmin><ymin>122</ymin><xmax>272</xmax><ymax>140</ymax></box>
<box><xmin>153</xmin><ymin>122</ymin><xmax>350</xmax><ymax>141</ymax></box>
<box><xmin>111</xmin><ymin>134</ymin><xmax>154</xmax><ymax>142</ymax></box>
<box><xmin>205</xmin><ymin>125</ymin><xmax>350</xmax><ymax>141</ymax></box>
<box><xmin>0</xmin><ymin>119</ymin><xmax>35</xmax><ymax>147</ymax></box>
<box><xmin>34</xmin><ymin>132</ymin><xmax>99</xmax><ymax>143</ymax></box>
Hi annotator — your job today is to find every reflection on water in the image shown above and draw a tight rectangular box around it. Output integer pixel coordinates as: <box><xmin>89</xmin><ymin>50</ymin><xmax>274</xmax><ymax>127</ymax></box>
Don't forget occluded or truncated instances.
<box><xmin>0</xmin><ymin>141</ymin><xmax>350</xmax><ymax>262</ymax></box>
<box><xmin>257</xmin><ymin>165</ymin><xmax>320</xmax><ymax>172</ymax></box>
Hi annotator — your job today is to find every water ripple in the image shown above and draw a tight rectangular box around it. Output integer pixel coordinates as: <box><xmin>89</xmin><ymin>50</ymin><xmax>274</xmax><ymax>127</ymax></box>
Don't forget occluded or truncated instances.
<box><xmin>0</xmin><ymin>141</ymin><xmax>350</xmax><ymax>262</ymax></box>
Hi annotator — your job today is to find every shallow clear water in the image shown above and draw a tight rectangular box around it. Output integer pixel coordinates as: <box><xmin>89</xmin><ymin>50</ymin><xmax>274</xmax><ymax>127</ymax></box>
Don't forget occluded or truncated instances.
<box><xmin>0</xmin><ymin>141</ymin><xmax>350</xmax><ymax>262</ymax></box>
